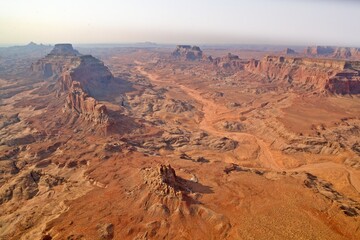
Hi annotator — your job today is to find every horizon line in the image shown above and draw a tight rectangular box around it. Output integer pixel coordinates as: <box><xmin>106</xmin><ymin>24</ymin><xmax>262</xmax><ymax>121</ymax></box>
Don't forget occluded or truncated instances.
<box><xmin>1</xmin><ymin>42</ymin><xmax>360</xmax><ymax>49</ymax></box>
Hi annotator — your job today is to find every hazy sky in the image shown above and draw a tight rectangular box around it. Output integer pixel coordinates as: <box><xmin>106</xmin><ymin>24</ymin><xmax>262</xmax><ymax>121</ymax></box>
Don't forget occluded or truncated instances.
<box><xmin>1</xmin><ymin>0</ymin><xmax>360</xmax><ymax>46</ymax></box>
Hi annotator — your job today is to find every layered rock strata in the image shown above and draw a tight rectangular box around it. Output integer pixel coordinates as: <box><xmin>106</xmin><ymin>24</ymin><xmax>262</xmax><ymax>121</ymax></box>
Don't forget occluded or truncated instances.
<box><xmin>32</xmin><ymin>44</ymin><xmax>113</xmax><ymax>125</ymax></box>
<box><xmin>246</xmin><ymin>56</ymin><xmax>360</xmax><ymax>94</ymax></box>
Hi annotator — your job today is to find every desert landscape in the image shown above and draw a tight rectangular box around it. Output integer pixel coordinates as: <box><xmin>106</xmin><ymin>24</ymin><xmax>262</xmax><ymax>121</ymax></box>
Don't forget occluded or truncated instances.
<box><xmin>0</xmin><ymin>42</ymin><xmax>359</xmax><ymax>240</ymax></box>
<box><xmin>1</xmin><ymin>1</ymin><xmax>360</xmax><ymax>239</ymax></box>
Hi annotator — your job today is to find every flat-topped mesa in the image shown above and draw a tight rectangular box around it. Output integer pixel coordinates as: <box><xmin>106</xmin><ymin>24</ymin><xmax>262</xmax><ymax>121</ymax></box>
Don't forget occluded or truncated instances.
<box><xmin>59</xmin><ymin>55</ymin><xmax>113</xmax><ymax>98</ymax></box>
<box><xmin>31</xmin><ymin>43</ymin><xmax>81</xmax><ymax>78</ymax></box>
<box><xmin>172</xmin><ymin>45</ymin><xmax>203</xmax><ymax>61</ymax></box>
<box><xmin>32</xmin><ymin>44</ymin><xmax>114</xmax><ymax>97</ymax></box>
<box><xmin>48</xmin><ymin>43</ymin><xmax>81</xmax><ymax>56</ymax></box>
<box><xmin>246</xmin><ymin>55</ymin><xmax>360</xmax><ymax>94</ymax></box>
<box><xmin>32</xmin><ymin>43</ymin><xmax>114</xmax><ymax>126</ymax></box>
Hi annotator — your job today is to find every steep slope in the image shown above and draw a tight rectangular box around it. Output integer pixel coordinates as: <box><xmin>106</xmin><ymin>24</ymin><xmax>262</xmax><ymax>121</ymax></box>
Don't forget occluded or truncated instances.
<box><xmin>32</xmin><ymin>44</ymin><xmax>114</xmax><ymax>126</ymax></box>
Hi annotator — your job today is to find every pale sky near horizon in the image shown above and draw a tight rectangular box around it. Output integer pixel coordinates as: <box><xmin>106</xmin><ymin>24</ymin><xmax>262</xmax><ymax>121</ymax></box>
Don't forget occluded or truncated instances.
<box><xmin>1</xmin><ymin>0</ymin><xmax>360</xmax><ymax>46</ymax></box>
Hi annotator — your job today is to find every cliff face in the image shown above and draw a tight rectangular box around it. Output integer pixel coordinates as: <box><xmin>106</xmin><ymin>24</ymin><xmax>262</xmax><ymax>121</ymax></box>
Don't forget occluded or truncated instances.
<box><xmin>172</xmin><ymin>45</ymin><xmax>203</xmax><ymax>61</ymax></box>
<box><xmin>65</xmin><ymin>81</ymin><xmax>109</xmax><ymax>124</ymax></box>
<box><xmin>66</xmin><ymin>56</ymin><xmax>113</xmax><ymax>98</ymax></box>
<box><xmin>246</xmin><ymin>56</ymin><xmax>360</xmax><ymax>94</ymax></box>
<box><xmin>32</xmin><ymin>44</ymin><xmax>114</xmax><ymax>125</ymax></box>
<box><xmin>31</xmin><ymin>44</ymin><xmax>81</xmax><ymax>78</ymax></box>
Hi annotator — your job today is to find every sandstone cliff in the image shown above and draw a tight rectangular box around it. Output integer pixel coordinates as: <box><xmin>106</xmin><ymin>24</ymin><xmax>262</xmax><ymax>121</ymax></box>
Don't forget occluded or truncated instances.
<box><xmin>65</xmin><ymin>81</ymin><xmax>109</xmax><ymax>124</ymax></box>
<box><xmin>246</xmin><ymin>56</ymin><xmax>360</xmax><ymax>94</ymax></box>
<box><xmin>32</xmin><ymin>44</ymin><xmax>114</xmax><ymax>125</ymax></box>
<box><xmin>31</xmin><ymin>43</ymin><xmax>81</xmax><ymax>78</ymax></box>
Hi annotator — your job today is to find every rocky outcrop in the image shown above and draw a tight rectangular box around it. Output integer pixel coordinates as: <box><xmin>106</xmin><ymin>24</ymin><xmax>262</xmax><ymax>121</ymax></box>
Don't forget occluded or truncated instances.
<box><xmin>246</xmin><ymin>56</ymin><xmax>360</xmax><ymax>94</ymax></box>
<box><xmin>61</xmin><ymin>55</ymin><xmax>113</xmax><ymax>98</ymax></box>
<box><xmin>31</xmin><ymin>46</ymin><xmax>80</xmax><ymax>79</ymax></box>
<box><xmin>32</xmin><ymin>44</ymin><xmax>114</xmax><ymax>125</ymax></box>
<box><xmin>211</xmin><ymin>53</ymin><xmax>245</xmax><ymax>70</ymax></box>
<box><xmin>0</xmin><ymin>170</ymin><xmax>65</xmax><ymax>205</ymax></box>
<box><xmin>172</xmin><ymin>45</ymin><xmax>203</xmax><ymax>61</ymax></box>
<box><xmin>65</xmin><ymin>81</ymin><xmax>109</xmax><ymax>124</ymax></box>
<box><xmin>302</xmin><ymin>172</ymin><xmax>360</xmax><ymax>217</ymax></box>
<box><xmin>142</xmin><ymin>165</ymin><xmax>183</xmax><ymax>198</ymax></box>
<box><xmin>97</xmin><ymin>223</ymin><xmax>114</xmax><ymax>240</ymax></box>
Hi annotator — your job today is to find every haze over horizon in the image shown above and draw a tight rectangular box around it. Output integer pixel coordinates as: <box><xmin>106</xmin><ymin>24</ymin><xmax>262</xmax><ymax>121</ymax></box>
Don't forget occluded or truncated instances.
<box><xmin>1</xmin><ymin>0</ymin><xmax>360</xmax><ymax>47</ymax></box>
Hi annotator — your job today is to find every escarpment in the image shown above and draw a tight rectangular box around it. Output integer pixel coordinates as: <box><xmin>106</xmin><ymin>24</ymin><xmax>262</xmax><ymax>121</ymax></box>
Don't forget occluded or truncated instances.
<box><xmin>246</xmin><ymin>56</ymin><xmax>360</xmax><ymax>94</ymax></box>
<box><xmin>65</xmin><ymin>81</ymin><xmax>109</xmax><ymax>124</ymax></box>
<box><xmin>58</xmin><ymin>55</ymin><xmax>113</xmax><ymax>98</ymax></box>
<box><xmin>32</xmin><ymin>44</ymin><xmax>114</xmax><ymax>125</ymax></box>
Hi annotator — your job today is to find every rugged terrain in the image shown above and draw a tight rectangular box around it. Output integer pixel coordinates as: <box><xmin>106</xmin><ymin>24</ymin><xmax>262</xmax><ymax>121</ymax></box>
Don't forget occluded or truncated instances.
<box><xmin>305</xmin><ymin>46</ymin><xmax>360</xmax><ymax>60</ymax></box>
<box><xmin>246</xmin><ymin>55</ymin><xmax>360</xmax><ymax>94</ymax></box>
<box><xmin>0</xmin><ymin>43</ymin><xmax>360</xmax><ymax>240</ymax></box>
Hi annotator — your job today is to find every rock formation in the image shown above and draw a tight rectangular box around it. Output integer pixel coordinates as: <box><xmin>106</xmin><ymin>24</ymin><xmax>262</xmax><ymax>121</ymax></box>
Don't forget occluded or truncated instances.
<box><xmin>211</xmin><ymin>53</ymin><xmax>245</xmax><ymax>70</ymax></box>
<box><xmin>284</xmin><ymin>48</ymin><xmax>296</xmax><ymax>55</ymax></box>
<box><xmin>32</xmin><ymin>44</ymin><xmax>114</xmax><ymax>125</ymax></box>
<box><xmin>246</xmin><ymin>56</ymin><xmax>360</xmax><ymax>94</ymax></box>
<box><xmin>333</xmin><ymin>47</ymin><xmax>360</xmax><ymax>59</ymax></box>
<box><xmin>59</xmin><ymin>55</ymin><xmax>113</xmax><ymax>98</ymax></box>
<box><xmin>305</xmin><ymin>46</ymin><xmax>334</xmax><ymax>56</ymax></box>
<box><xmin>172</xmin><ymin>45</ymin><xmax>203</xmax><ymax>61</ymax></box>
<box><xmin>142</xmin><ymin>165</ymin><xmax>183</xmax><ymax>198</ymax></box>
<box><xmin>31</xmin><ymin>44</ymin><xmax>81</xmax><ymax>78</ymax></box>
<box><xmin>65</xmin><ymin>81</ymin><xmax>109</xmax><ymax>124</ymax></box>
<box><xmin>305</xmin><ymin>46</ymin><xmax>360</xmax><ymax>60</ymax></box>
<box><xmin>48</xmin><ymin>43</ymin><xmax>80</xmax><ymax>56</ymax></box>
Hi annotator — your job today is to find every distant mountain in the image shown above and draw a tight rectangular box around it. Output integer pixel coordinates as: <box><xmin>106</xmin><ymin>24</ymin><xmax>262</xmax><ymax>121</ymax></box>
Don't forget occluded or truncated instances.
<box><xmin>0</xmin><ymin>42</ymin><xmax>52</xmax><ymax>58</ymax></box>
<box><xmin>304</xmin><ymin>46</ymin><xmax>360</xmax><ymax>60</ymax></box>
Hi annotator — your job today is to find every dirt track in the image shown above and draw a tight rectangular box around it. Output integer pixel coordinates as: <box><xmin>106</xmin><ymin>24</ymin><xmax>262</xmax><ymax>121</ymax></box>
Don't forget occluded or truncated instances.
<box><xmin>135</xmin><ymin>63</ymin><xmax>281</xmax><ymax>170</ymax></box>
